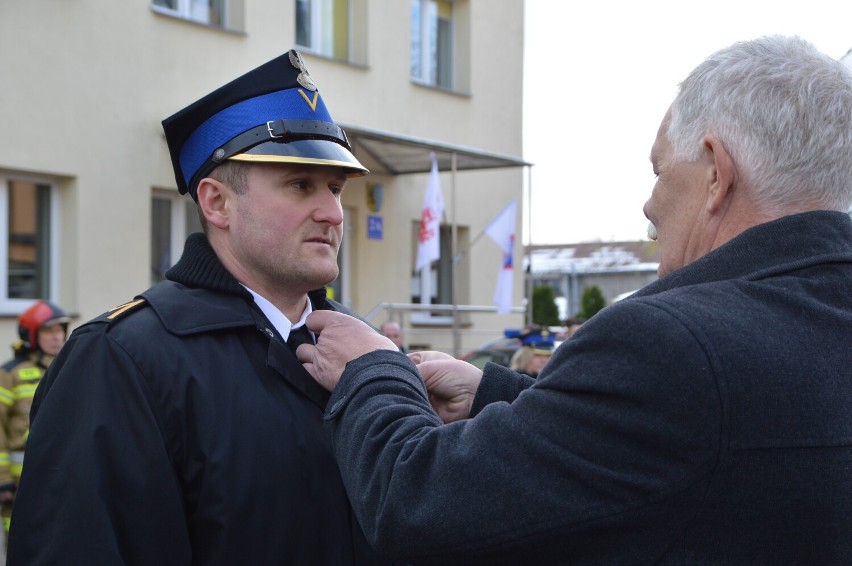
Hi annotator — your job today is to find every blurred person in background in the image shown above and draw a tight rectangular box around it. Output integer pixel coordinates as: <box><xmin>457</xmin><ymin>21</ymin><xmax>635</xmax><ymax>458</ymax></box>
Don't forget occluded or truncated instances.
<box><xmin>380</xmin><ymin>321</ymin><xmax>407</xmax><ymax>353</ymax></box>
<box><xmin>0</xmin><ymin>301</ymin><xmax>72</xmax><ymax>539</ymax></box>
<box><xmin>508</xmin><ymin>328</ymin><xmax>554</xmax><ymax>378</ymax></box>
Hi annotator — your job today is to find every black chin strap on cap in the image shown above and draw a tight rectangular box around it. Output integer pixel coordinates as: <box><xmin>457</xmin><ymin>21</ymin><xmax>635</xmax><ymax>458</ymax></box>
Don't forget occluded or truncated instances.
<box><xmin>213</xmin><ymin>119</ymin><xmax>351</xmax><ymax>165</ymax></box>
<box><xmin>187</xmin><ymin>119</ymin><xmax>356</xmax><ymax>200</ymax></box>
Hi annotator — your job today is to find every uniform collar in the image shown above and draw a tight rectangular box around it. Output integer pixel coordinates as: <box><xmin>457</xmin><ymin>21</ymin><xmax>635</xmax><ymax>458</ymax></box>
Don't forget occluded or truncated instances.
<box><xmin>166</xmin><ymin>233</ymin><xmax>332</xmax><ymax>306</ymax></box>
<box><xmin>165</xmin><ymin>232</ymin><xmax>250</xmax><ymax>298</ymax></box>
<box><xmin>155</xmin><ymin>232</ymin><xmax>332</xmax><ymax>336</ymax></box>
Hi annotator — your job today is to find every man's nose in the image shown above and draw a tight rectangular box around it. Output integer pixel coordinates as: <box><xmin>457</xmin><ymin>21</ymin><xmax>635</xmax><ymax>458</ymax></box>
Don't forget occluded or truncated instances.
<box><xmin>314</xmin><ymin>190</ymin><xmax>344</xmax><ymax>224</ymax></box>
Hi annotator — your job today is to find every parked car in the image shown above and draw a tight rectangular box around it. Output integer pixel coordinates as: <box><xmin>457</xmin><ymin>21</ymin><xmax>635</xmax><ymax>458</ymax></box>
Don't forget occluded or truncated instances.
<box><xmin>459</xmin><ymin>336</ymin><xmax>521</xmax><ymax>369</ymax></box>
<box><xmin>460</xmin><ymin>326</ymin><xmax>559</xmax><ymax>370</ymax></box>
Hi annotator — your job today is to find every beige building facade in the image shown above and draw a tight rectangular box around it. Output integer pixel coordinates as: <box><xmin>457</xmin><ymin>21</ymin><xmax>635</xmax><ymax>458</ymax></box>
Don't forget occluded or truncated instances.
<box><xmin>0</xmin><ymin>0</ymin><xmax>527</xmax><ymax>355</ymax></box>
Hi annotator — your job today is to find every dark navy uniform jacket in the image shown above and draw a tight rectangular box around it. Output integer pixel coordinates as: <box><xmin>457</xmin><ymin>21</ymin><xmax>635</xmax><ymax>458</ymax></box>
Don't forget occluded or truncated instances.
<box><xmin>8</xmin><ymin>233</ymin><xmax>390</xmax><ymax>565</ymax></box>
<box><xmin>324</xmin><ymin>211</ymin><xmax>852</xmax><ymax>565</ymax></box>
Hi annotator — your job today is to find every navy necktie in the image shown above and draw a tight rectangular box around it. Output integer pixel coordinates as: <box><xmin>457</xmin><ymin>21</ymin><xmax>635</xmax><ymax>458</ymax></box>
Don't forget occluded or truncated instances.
<box><xmin>286</xmin><ymin>325</ymin><xmax>314</xmax><ymax>352</ymax></box>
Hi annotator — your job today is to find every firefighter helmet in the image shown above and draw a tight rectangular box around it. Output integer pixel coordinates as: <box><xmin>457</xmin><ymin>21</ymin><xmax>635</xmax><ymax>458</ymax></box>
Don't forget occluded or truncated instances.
<box><xmin>17</xmin><ymin>300</ymin><xmax>72</xmax><ymax>351</ymax></box>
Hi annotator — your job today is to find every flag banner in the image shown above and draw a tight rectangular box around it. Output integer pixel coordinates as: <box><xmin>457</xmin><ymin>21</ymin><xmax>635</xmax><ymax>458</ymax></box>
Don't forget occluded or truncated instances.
<box><xmin>415</xmin><ymin>152</ymin><xmax>445</xmax><ymax>272</ymax></box>
<box><xmin>484</xmin><ymin>199</ymin><xmax>517</xmax><ymax>314</ymax></box>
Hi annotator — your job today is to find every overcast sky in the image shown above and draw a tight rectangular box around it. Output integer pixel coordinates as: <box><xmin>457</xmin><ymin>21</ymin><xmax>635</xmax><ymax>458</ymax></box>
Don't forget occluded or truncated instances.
<box><xmin>522</xmin><ymin>0</ymin><xmax>852</xmax><ymax>244</ymax></box>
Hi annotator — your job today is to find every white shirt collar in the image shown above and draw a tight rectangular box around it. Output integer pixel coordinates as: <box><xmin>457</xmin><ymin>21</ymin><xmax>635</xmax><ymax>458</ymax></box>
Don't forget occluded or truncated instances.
<box><xmin>241</xmin><ymin>285</ymin><xmax>313</xmax><ymax>342</ymax></box>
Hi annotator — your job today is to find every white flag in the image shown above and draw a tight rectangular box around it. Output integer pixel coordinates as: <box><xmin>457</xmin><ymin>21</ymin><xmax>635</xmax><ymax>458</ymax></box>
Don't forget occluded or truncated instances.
<box><xmin>484</xmin><ymin>200</ymin><xmax>517</xmax><ymax>314</ymax></box>
<box><xmin>415</xmin><ymin>153</ymin><xmax>445</xmax><ymax>272</ymax></box>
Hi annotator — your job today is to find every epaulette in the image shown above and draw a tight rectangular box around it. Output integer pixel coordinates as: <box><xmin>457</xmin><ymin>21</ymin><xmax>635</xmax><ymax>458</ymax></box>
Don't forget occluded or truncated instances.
<box><xmin>104</xmin><ymin>298</ymin><xmax>148</xmax><ymax>321</ymax></box>
<box><xmin>72</xmin><ymin>298</ymin><xmax>150</xmax><ymax>334</ymax></box>
<box><xmin>82</xmin><ymin>298</ymin><xmax>148</xmax><ymax>328</ymax></box>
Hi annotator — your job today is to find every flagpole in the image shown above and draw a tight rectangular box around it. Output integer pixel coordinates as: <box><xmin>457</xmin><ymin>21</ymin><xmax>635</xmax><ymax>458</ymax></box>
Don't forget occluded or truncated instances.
<box><xmin>526</xmin><ymin>165</ymin><xmax>534</xmax><ymax>325</ymax></box>
<box><xmin>451</xmin><ymin>152</ymin><xmax>460</xmax><ymax>357</ymax></box>
<box><xmin>452</xmin><ymin>226</ymin><xmax>489</xmax><ymax>264</ymax></box>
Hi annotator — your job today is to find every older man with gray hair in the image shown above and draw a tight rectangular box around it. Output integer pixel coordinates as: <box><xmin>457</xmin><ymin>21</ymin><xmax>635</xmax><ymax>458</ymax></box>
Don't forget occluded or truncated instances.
<box><xmin>298</xmin><ymin>35</ymin><xmax>852</xmax><ymax>564</ymax></box>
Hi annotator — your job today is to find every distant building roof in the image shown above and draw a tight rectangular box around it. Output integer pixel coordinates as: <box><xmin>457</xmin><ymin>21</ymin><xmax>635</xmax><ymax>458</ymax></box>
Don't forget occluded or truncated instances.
<box><xmin>524</xmin><ymin>241</ymin><xmax>660</xmax><ymax>275</ymax></box>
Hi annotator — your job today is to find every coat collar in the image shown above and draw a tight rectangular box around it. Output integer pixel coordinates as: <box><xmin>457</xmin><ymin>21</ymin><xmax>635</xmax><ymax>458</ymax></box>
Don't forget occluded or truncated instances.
<box><xmin>635</xmin><ymin>211</ymin><xmax>852</xmax><ymax>299</ymax></box>
<box><xmin>146</xmin><ymin>232</ymin><xmax>336</xmax><ymax>409</ymax></box>
<box><xmin>166</xmin><ymin>232</ymin><xmax>333</xmax><ymax>305</ymax></box>
<box><xmin>166</xmin><ymin>232</ymin><xmax>252</xmax><ymax>298</ymax></box>
<box><xmin>147</xmin><ymin>232</ymin><xmax>333</xmax><ymax>335</ymax></box>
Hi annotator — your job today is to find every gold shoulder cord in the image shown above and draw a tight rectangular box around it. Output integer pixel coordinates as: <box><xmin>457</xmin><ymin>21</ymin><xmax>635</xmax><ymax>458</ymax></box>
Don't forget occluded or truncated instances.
<box><xmin>107</xmin><ymin>299</ymin><xmax>146</xmax><ymax>320</ymax></box>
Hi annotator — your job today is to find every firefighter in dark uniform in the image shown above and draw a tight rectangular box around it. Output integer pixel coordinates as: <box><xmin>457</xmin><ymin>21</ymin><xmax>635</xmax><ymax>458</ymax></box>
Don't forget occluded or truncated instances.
<box><xmin>8</xmin><ymin>51</ymin><xmax>394</xmax><ymax>565</ymax></box>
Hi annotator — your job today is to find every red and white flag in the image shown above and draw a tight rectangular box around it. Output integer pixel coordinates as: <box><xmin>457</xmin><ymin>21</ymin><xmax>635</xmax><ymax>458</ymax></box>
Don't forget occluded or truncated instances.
<box><xmin>415</xmin><ymin>153</ymin><xmax>445</xmax><ymax>272</ymax></box>
<box><xmin>484</xmin><ymin>199</ymin><xmax>517</xmax><ymax>314</ymax></box>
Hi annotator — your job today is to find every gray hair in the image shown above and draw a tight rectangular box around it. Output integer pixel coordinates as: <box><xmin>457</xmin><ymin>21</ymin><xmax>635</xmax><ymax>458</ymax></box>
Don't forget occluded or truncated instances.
<box><xmin>668</xmin><ymin>35</ymin><xmax>852</xmax><ymax>213</ymax></box>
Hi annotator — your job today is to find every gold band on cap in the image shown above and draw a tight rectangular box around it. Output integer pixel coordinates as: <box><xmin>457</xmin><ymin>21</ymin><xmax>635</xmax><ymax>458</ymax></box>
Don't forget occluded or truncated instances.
<box><xmin>228</xmin><ymin>153</ymin><xmax>368</xmax><ymax>177</ymax></box>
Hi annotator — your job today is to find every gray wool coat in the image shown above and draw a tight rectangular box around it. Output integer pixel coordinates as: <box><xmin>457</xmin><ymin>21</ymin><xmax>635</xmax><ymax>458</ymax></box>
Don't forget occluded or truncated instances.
<box><xmin>325</xmin><ymin>210</ymin><xmax>852</xmax><ymax>565</ymax></box>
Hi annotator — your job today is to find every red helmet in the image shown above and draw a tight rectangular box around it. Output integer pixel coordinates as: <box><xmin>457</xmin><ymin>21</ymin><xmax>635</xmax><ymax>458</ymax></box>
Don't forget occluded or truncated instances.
<box><xmin>17</xmin><ymin>300</ymin><xmax>72</xmax><ymax>351</ymax></box>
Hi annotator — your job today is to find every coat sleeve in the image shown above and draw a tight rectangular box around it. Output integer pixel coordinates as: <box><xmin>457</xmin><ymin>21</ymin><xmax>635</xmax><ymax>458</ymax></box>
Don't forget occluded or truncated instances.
<box><xmin>7</xmin><ymin>326</ymin><xmax>191</xmax><ymax>565</ymax></box>
<box><xmin>324</xmin><ymin>299</ymin><xmax>724</xmax><ymax>565</ymax></box>
<box><xmin>469</xmin><ymin>362</ymin><xmax>536</xmax><ymax>417</ymax></box>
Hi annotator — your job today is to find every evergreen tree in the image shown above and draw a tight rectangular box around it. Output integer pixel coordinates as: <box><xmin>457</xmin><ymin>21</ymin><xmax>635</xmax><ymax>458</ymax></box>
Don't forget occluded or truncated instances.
<box><xmin>532</xmin><ymin>285</ymin><xmax>561</xmax><ymax>326</ymax></box>
<box><xmin>579</xmin><ymin>285</ymin><xmax>606</xmax><ymax>320</ymax></box>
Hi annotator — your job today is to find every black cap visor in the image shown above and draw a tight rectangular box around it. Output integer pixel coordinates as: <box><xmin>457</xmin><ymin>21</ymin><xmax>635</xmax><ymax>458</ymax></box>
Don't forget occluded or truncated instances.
<box><xmin>229</xmin><ymin>138</ymin><xmax>368</xmax><ymax>177</ymax></box>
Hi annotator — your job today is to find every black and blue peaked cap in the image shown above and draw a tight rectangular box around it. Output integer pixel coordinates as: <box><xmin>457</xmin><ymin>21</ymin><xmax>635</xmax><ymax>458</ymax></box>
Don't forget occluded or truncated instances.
<box><xmin>162</xmin><ymin>50</ymin><xmax>368</xmax><ymax>200</ymax></box>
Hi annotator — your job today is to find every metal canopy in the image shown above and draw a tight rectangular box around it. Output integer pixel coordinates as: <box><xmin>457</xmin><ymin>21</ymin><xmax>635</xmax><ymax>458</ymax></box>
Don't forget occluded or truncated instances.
<box><xmin>338</xmin><ymin>123</ymin><xmax>533</xmax><ymax>354</ymax></box>
<box><xmin>339</xmin><ymin>123</ymin><xmax>532</xmax><ymax>175</ymax></box>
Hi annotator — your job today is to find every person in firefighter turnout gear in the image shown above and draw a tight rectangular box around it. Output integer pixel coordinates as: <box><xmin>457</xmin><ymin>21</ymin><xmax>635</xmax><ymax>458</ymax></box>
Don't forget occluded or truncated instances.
<box><xmin>0</xmin><ymin>301</ymin><xmax>72</xmax><ymax>536</ymax></box>
<box><xmin>7</xmin><ymin>51</ymin><xmax>395</xmax><ymax>565</ymax></box>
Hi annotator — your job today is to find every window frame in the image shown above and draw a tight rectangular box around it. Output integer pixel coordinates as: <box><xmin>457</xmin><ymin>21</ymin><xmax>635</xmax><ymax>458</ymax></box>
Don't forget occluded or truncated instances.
<box><xmin>410</xmin><ymin>223</ymin><xmax>467</xmax><ymax>325</ymax></box>
<box><xmin>295</xmin><ymin>0</ymin><xmax>352</xmax><ymax>61</ymax></box>
<box><xmin>151</xmin><ymin>189</ymin><xmax>203</xmax><ymax>285</ymax></box>
<box><xmin>0</xmin><ymin>172</ymin><xmax>62</xmax><ymax>314</ymax></box>
<box><xmin>410</xmin><ymin>0</ymin><xmax>455</xmax><ymax>90</ymax></box>
<box><xmin>151</xmin><ymin>0</ymin><xmax>230</xmax><ymax>28</ymax></box>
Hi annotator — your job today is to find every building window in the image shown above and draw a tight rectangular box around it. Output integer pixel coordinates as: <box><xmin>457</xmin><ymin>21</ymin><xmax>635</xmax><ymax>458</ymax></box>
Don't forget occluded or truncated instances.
<box><xmin>411</xmin><ymin>224</ymin><xmax>453</xmax><ymax>307</ymax></box>
<box><xmin>295</xmin><ymin>0</ymin><xmax>351</xmax><ymax>61</ymax></box>
<box><xmin>152</xmin><ymin>0</ymin><xmax>229</xmax><ymax>28</ymax></box>
<box><xmin>151</xmin><ymin>191</ymin><xmax>203</xmax><ymax>285</ymax></box>
<box><xmin>410</xmin><ymin>0</ymin><xmax>454</xmax><ymax>89</ymax></box>
<box><xmin>410</xmin><ymin>223</ymin><xmax>468</xmax><ymax>323</ymax></box>
<box><xmin>0</xmin><ymin>175</ymin><xmax>60</xmax><ymax>311</ymax></box>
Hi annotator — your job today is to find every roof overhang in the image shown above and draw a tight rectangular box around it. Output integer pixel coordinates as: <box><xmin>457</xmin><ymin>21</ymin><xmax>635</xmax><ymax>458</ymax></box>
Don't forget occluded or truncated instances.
<box><xmin>340</xmin><ymin>123</ymin><xmax>532</xmax><ymax>175</ymax></box>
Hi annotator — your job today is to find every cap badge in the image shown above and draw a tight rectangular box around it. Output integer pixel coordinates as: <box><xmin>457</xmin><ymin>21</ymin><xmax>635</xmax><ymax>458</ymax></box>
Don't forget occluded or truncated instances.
<box><xmin>289</xmin><ymin>51</ymin><xmax>317</xmax><ymax>92</ymax></box>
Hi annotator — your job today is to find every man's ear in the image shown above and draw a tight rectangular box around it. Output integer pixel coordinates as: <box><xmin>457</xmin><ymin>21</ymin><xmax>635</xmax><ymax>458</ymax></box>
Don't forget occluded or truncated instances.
<box><xmin>704</xmin><ymin>135</ymin><xmax>736</xmax><ymax>214</ymax></box>
<box><xmin>196</xmin><ymin>178</ymin><xmax>230</xmax><ymax>229</ymax></box>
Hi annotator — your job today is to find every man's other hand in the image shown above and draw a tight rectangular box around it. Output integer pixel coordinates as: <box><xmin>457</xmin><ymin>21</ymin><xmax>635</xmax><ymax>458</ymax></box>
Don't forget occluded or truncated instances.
<box><xmin>409</xmin><ymin>351</ymin><xmax>482</xmax><ymax>423</ymax></box>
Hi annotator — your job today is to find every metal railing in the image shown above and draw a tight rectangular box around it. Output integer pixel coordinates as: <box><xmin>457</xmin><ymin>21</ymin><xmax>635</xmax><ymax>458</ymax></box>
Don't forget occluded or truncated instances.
<box><xmin>366</xmin><ymin>302</ymin><xmax>525</xmax><ymax>357</ymax></box>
